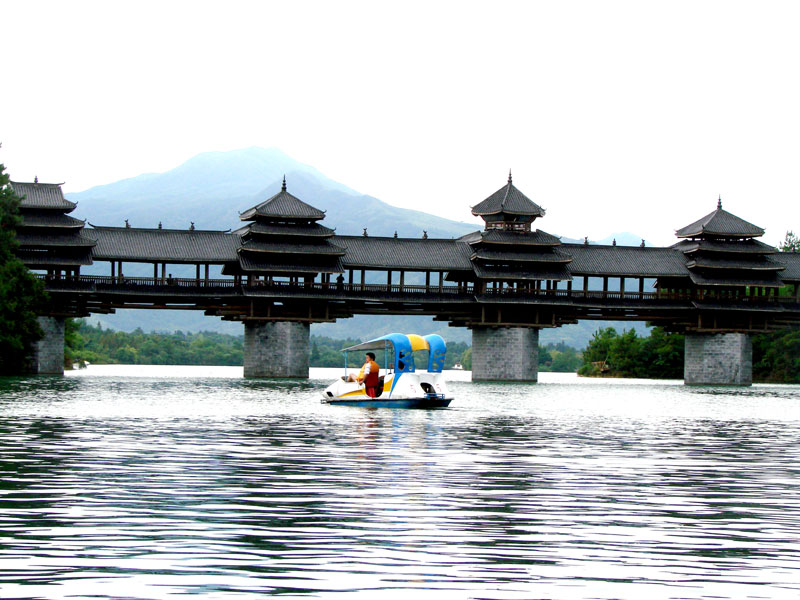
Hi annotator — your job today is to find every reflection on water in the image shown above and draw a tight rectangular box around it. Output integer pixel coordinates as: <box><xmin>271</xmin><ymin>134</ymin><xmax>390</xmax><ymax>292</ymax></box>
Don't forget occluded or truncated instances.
<box><xmin>0</xmin><ymin>367</ymin><xmax>799</xmax><ymax>599</ymax></box>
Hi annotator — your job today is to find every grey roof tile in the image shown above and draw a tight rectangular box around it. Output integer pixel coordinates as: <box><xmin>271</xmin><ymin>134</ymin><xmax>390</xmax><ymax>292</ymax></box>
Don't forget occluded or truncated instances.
<box><xmin>237</xmin><ymin>253</ymin><xmax>343</xmax><ymax>274</ymax></box>
<box><xmin>239</xmin><ymin>241</ymin><xmax>345</xmax><ymax>256</ymax></box>
<box><xmin>10</xmin><ymin>181</ymin><xmax>76</xmax><ymax>211</ymax></box>
<box><xmin>566</xmin><ymin>244</ymin><xmax>688</xmax><ymax>277</ymax></box>
<box><xmin>674</xmin><ymin>239</ymin><xmax>775</xmax><ymax>254</ymax></box>
<box><xmin>676</xmin><ymin>203</ymin><xmax>764</xmax><ymax>238</ymax></box>
<box><xmin>89</xmin><ymin>226</ymin><xmax>240</xmax><ymax>263</ymax></box>
<box><xmin>473</xmin><ymin>263</ymin><xmax>572</xmax><ymax>281</ymax></box>
<box><xmin>16</xmin><ymin>232</ymin><xmax>96</xmax><ymax>248</ymax></box>
<box><xmin>240</xmin><ymin>181</ymin><xmax>326</xmax><ymax>221</ymax></box>
<box><xmin>20</xmin><ymin>212</ymin><xmax>85</xmax><ymax>229</ymax></box>
<box><xmin>335</xmin><ymin>236</ymin><xmax>474</xmax><ymax>271</ymax></box>
<box><xmin>471</xmin><ymin>176</ymin><xmax>545</xmax><ymax>217</ymax></box>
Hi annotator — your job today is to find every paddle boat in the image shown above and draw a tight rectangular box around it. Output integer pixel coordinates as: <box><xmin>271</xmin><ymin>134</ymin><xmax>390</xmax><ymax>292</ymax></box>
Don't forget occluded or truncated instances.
<box><xmin>321</xmin><ymin>333</ymin><xmax>454</xmax><ymax>408</ymax></box>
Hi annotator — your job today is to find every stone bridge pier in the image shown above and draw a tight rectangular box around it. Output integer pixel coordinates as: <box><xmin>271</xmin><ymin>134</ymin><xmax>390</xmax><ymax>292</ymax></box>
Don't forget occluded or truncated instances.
<box><xmin>684</xmin><ymin>332</ymin><xmax>752</xmax><ymax>386</ymax></box>
<box><xmin>243</xmin><ymin>320</ymin><xmax>310</xmax><ymax>378</ymax></box>
<box><xmin>31</xmin><ymin>316</ymin><xmax>65</xmax><ymax>375</ymax></box>
<box><xmin>471</xmin><ymin>326</ymin><xmax>539</xmax><ymax>382</ymax></box>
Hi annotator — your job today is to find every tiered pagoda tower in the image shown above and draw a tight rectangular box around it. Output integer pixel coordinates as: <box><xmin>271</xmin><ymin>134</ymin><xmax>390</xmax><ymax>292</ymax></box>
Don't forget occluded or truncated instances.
<box><xmin>8</xmin><ymin>180</ymin><xmax>96</xmax><ymax>375</ymax></box>
<box><xmin>672</xmin><ymin>197</ymin><xmax>783</xmax><ymax>292</ymax></box>
<box><xmin>9</xmin><ymin>180</ymin><xmax>95</xmax><ymax>278</ymax></box>
<box><xmin>464</xmin><ymin>173</ymin><xmax>572</xmax><ymax>292</ymax></box>
<box><xmin>226</xmin><ymin>177</ymin><xmax>344</xmax><ymax>284</ymax></box>
<box><xmin>668</xmin><ymin>198</ymin><xmax>785</xmax><ymax>385</ymax></box>
<box><xmin>464</xmin><ymin>174</ymin><xmax>572</xmax><ymax>382</ymax></box>
<box><xmin>226</xmin><ymin>178</ymin><xmax>345</xmax><ymax>377</ymax></box>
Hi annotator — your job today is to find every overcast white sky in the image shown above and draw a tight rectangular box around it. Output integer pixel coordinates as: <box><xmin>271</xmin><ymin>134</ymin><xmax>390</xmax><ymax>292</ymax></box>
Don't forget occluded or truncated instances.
<box><xmin>2</xmin><ymin>0</ymin><xmax>798</xmax><ymax>246</ymax></box>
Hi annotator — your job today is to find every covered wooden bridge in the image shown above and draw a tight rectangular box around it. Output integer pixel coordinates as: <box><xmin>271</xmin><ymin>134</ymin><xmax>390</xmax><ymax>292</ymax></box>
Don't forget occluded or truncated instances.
<box><xmin>10</xmin><ymin>175</ymin><xmax>800</xmax><ymax>385</ymax></box>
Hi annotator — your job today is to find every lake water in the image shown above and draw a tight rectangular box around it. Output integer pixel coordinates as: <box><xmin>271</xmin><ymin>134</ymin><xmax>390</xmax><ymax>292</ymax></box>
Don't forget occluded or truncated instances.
<box><xmin>1</xmin><ymin>366</ymin><xmax>799</xmax><ymax>599</ymax></box>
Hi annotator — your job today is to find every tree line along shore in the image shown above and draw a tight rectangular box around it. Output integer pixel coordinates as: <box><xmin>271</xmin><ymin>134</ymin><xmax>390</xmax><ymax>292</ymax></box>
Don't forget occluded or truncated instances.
<box><xmin>63</xmin><ymin>319</ymin><xmax>800</xmax><ymax>383</ymax></box>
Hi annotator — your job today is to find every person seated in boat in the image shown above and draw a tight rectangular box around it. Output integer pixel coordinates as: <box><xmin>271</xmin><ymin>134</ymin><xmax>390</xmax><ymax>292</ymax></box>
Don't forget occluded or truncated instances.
<box><xmin>344</xmin><ymin>352</ymin><xmax>381</xmax><ymax>397</ymax></box>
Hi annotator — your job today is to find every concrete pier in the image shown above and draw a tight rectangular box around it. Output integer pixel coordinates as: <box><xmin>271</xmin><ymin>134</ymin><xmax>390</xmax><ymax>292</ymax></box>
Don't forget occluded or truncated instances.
<box><xmin>684</xmin><ymin>332</ymin><xmax>752</xmax><ymax>386</ymax></box>
<box><xmin>31</xmin><ymin>316</ymin><xmax>65</xmax><ymax>375</ymax></box>
<box><xmin>243</xmin><ymin>320</ymin><xmax>310</xmax><ymax>378</ymax></box>
<box><xmin>471</xmin><ymin>326</ymin><xmax>539</xmax><ymax>382</ymax></box>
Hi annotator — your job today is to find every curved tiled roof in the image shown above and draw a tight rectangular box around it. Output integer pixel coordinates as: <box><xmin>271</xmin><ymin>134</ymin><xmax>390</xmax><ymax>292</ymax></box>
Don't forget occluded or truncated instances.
<box><xmin>472</xmin><ymin>263</ymin><xmax>572</xmax><ymax>281</ymax></box>
<box><xmin>471</xmin><ymin>175</ymin><xmax>545</xmax><ymax>218</ymax></box>
<box><xmin>10</xmin><ymin>181</ymin><xmax>76</xmax><ymax>211</ymax></box>
<box><xmin>566</xmin><ymin>244</ymin><xmax>688</xmax><ymax>277</ymax></box>
<box><xmin>89</xmin><ymin>226</ymin><xmax>239</xmax><ymax>263</ymax></box>
<box><xmin>463</xmin><ymin>229</ymin><xmax>562</xmax><ymax>246</ymax></box>
<box><xmin>335</xmin><ymin>236</ymin><xmax>474</xmax><ymax>271</ymax></box>
<box><xmin>686</xmin><ymin>256</ymin><xmax>784</xmax><ymax>271</ymax></box>
<box><xmin>236</xmin><ymin>222</ymin><xmax>335</xmax><ymax>237</ymax></box>
<box><xmin>676</xmin><ymin>202</ymin><xmax>764</xmax><ymax>238</ymax></box>
<box><xmin>16</xmin><ymin>232</ymin><xmax>96</xmax><ymax>248</ymax></box>
<box><xmin>237</xmin><ymin>253</ymin><xmax>343</xmax><ymax>274</ymax></box>
<box><xmin>674</xmin><ymin>239</ymin><xmax>775</xmax><ymax>255</ymax></box>
<box><xmin>774</xmin><ymin>253</ymin><xmax>800</xmax><ymax>281</ymax></box>
<box><xmin>472</xmin><ymin>249</ymin><xmax>573</xmax><ymax>263</ymax></box>
<box><xmin>239</xmin><ymin>241</ymin><xmax>345</xmax><ymax>256</ymax></box>
<box><xmin>240</xmin><ymin>180</ymin><xmax>326</xmax><ymax>221</ymax></box>
<box><xmin>19</xmin><ymin>212</ymin><xmax>85</xmax><ymax>229</ymax></box>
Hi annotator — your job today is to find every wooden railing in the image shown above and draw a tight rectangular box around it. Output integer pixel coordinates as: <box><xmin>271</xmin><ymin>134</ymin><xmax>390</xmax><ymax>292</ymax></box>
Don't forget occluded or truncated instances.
<box><xmin>36</xmin><ymin>274</ymin><xmax>797</xmax><ymax>305</ymax></box>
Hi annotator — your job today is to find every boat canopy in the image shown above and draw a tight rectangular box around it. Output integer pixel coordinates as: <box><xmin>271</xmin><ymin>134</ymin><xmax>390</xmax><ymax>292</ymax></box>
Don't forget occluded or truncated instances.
<box><xmin>341</xmin><ymin>333</ymin><xmax>446</xmax><ymax>374</ymax></box>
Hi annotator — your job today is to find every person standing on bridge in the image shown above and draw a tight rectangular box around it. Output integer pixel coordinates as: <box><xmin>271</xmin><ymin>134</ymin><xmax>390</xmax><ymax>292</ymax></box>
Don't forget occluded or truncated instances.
<box><xmin>343</xmin><ymin>352</ymin><xmax>381</xmax><ymax>397</ymax></box>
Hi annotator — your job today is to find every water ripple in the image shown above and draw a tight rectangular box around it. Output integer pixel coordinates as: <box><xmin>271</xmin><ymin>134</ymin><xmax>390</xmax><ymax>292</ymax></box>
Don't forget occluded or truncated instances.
<box><xmin>0</xmin><ymin>368</ymin><xmax>799</xmax><ymax>598</ymax></box>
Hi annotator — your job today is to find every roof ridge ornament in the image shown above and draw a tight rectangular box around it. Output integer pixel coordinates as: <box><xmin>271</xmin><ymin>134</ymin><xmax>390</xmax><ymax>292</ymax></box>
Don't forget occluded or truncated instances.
<box><xmin>281</xmin><ymin>175</ymin><xmax>287</xmax><ymax>192</ymax></box>
<box><xmin>717</xmin><ymin>195</ymin><xmax>722</xmax><ymax>210</ymax></box>
<box><xmin>508</xmin><ymin>169</ymin><xmax>512</xmax><ymax>185</ymax></box>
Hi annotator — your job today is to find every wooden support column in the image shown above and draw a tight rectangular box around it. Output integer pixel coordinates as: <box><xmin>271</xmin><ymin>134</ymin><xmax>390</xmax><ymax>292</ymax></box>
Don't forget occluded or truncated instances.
<box><xmin>111</xmin><ymin>262</ymin><xmax>116</xmax><ymax>278</ymax></box>
<box><xmin>603</xmin><ymin>276</ymin><xmax>608</xmax><ymax>298</ymax></box>
<box><xmin>348</xmin><ymin>270</ymin><xmax>353</xmax><ymax>285</ymax></box>
<box><xmin>425</xmin><ymin>271</ymin><xmax>431</xmax><ymax>290</ymax></box>
<box><xmin>153</xmin><ymin>263</ymin><xmax>158</xmax><ymax>279</ymax></box>
<box><xmin>205</xmin><ymin>264</ymin><xmax>209</xmax><ymax>283</ymax></box>
<box><xmin>639</xmin><ymin>278</ymin><xmax>644</xmax><ymax>299</ymax></box>
<box><xmin>387</xmin><ymin>270</ymin><xmax>392</xmax><ymax>288</ymax></box>
<box><xmin>620</xmin><ymin>277</ymin><xmax>625</xmax><ymax>296</ymax></box>
<box><xmin>438</xmin><ymin>272</ymin><xmax>443</xmax><ymax>293</ymax></box>
<box><xmin>161</xmin><ymin>263</ymin><xmax>167</xmax><ymax>282</ymax></box>
<box><xmin>360</xmin><ymin>269</ymin><xmax>365</xmax><ymax>291</ymax></box>
<box><xmin>399</xmin><ymin>270</ymin><xmax>405</xmax><ymax>291</ymax></box>
<box><xmin>196</xmin><ymin>264</ymin><xmax>201</xmax><ymax>282</ymax></box>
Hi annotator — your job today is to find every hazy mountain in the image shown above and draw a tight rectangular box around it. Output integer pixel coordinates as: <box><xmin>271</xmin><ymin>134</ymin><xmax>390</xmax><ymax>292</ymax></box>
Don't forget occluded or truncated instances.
<box><xmin>69</xmin><ymin>147</ymin><xmax>476</xmax><ymax>238</ymax></box>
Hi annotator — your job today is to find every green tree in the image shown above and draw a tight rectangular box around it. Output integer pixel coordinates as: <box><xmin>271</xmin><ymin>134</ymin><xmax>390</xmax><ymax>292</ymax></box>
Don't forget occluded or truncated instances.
<box><xmin>779</xmin><ymin>231</ymin><xmax>800</xmax><ymax>252</ymax></box>
<box><xmin>0</xmin><ymin>163</ymin><xmax>46</xmax><ymax>374</ymax></box>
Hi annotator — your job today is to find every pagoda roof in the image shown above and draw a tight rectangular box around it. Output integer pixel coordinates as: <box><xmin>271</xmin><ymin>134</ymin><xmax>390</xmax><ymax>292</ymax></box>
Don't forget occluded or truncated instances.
<box><xmin>236</xmin><ymin>253</ymin><xmax>343</xmax><ymax>274</ymax></box>
<box><xmin>240</xmin><ymin>179</ymin><xmax>326</xmax><ymax>221</ymax></box>
<box><xmin>89</xmin><ymin>226</ymin><xmax>239</xmax><ymax>263</ymax></box>
<box><xmin>235</xmin><ymin>222</ymin><xmax>335</xmax><ymax>237</ymax></box>
<box><xmin>16</xmin><ymin>250</ymin><xmax>94</xmax><ymax>267</ymax></box>
<box><xmin>16</xmin><ymin>232</ymin><xmax>97</xmax><ymax>248</ymax></box>
<box><xmin>675</xmin><ymin>199</ymin><xmax>764</xmax><ymax>238</ymax></box>
<box><xmin>673</xmin><ymin>238</ymin><xmax>775</xmax><ymax>255</ymax></box>
<box><xmin>685</xmin><ymin>256</ymin><xmax>784</xmax><ymax>271</ymax></box>
<box><xmin>471</xmin><ymin>174</ymin><xmax>545</xmax><ymax>218</ymax></box>
<box><xmin>10</xmin><ymin>181</ymin><xmax>76</xmax><ymax>211</ymax></box>
<box><xmin>472</xmin><ymin>262</ymin><xmax>572</xmax><ymax>281</ymax></box>
<box><xmin>462</xmin><ymin>229</ymin><xmax>562</xmax><ymax>246</ymax></box>
<box><xmin>19</xmin><ymin>212</ymin><xmax>85</xmax><ymax>229</ymax></box>
<box><xmin>471</xmin><ymin>248</ymin><xmax>573</xmax><ymax>264</ymax></box>
<box><xmin>687</xmin><ymin>270</ymin><xmax>783</xmax><ymax>288</ymax></box>
<box><xmin>335</xmin><ymin>236</ymin><xmax>474</xmax><ymax>271</ymax></box>
<box><xmin>238</xmin><ymin>241</ymin><xmax>345</xmax><ymax>256</ymax></box>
